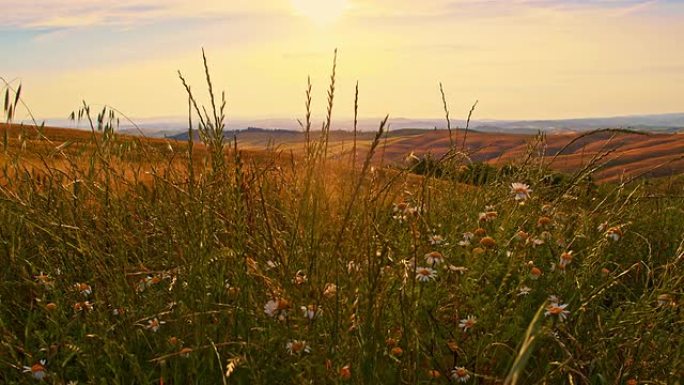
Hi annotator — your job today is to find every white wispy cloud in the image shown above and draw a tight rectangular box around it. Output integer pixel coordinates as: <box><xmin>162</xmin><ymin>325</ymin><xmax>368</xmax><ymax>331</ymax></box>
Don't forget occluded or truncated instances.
<box><xmin>2</xmin><ymin>0</ymin><xmax>672</xmax><ymax>31</ymax></box>
<box><xmin>0</xmin><ymin>0</ymin><xmax>284</xmax><ymax>30</ymax></box>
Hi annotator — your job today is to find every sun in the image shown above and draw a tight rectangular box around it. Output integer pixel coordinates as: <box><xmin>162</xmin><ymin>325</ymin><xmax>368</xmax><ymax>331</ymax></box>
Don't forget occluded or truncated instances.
<box><xmin>290</xmin><ymin>0</ymin><xmax>349</xmax><ymax>25</ymax></box>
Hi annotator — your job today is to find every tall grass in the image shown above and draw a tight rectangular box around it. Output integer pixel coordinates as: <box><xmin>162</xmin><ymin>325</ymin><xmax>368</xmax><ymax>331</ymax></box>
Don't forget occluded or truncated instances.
<box><xmin>0</xmin><ymin>54</ymin><xmax>682</xmax><ymax>385</ymax></box>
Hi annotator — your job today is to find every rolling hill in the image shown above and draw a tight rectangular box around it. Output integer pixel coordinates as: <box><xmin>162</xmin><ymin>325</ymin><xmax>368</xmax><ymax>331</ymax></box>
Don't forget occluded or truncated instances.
<box><xmin>3</xmin><ymin>123</ymin><xmax>684</xmax><ymax>183</ymax></box>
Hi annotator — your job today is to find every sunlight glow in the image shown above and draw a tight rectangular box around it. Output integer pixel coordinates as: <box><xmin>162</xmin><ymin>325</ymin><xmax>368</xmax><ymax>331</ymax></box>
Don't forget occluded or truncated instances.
<box><xmin>290</xmin><ymin>0</ymin><xmax>349</xmax><ymax>25</ymax></box>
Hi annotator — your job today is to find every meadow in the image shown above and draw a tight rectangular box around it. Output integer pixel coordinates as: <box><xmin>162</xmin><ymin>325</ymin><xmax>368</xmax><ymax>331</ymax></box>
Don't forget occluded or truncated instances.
<box><xmin>0</xmin><ymin>57</ymin><xmax>682</xmax><ymax>384</ymax></box>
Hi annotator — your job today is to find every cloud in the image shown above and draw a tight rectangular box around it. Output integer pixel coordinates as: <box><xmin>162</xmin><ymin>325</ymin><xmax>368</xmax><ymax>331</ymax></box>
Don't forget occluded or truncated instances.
<box><xmin>0</xmin><ymin>0</ymin><xmax>285</xmax><ymax>30</ymax></box>
<box><xmin>2</xmin><ymin>0</ymin><xmax>679</xmax><ymax>31</ymax></box>
<box><xmin>349</xmin><ymin>0</ymin><xmax>674</xmax><ymax>19</ymax></box>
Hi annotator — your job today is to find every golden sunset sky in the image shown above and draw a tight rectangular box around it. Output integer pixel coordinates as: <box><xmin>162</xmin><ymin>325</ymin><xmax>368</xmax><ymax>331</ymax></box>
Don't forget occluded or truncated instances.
<box><xmin>2</xmin><ymin>0</ymin><xmax>683</xmax><ymax>122</ymax></box>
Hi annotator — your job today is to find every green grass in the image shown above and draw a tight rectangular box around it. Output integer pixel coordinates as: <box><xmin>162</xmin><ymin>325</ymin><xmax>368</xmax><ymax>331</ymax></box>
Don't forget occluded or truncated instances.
<box><xmin>0</xmin><ymin>58</ymin><xmax>682</xmax><ymax>384</ymax></box>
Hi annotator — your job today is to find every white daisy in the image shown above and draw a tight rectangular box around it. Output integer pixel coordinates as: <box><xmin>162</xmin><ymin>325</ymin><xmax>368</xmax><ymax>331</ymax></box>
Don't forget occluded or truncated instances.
<box><xmin>146</xmin><ymin>318</ymin><xmax>165</xmax><ymax>332</ymax></box>
<box><xmin>606</xmin><ymin>227</ymin><xmax>623</xmax><ymax>242</ymax></box>
<box><xmin>459</xmin><ymin>315</ymin><xmax>477</xmax><ymax>332</ymax></box>
<box><xmin>34</xmin><ymin>272</ymin><xmax>53</xmax><ymax>287</ymax></box>
<box><xmin>458</xmin><ymin>232</ymin><xmax>474</xmax><ymax>246</ymax></box>
<box><xmin>323</xmin><ymin>283</ymin><xmax>337</xmax><ymax>298</ymax></box>
<box><xmin>415</xmin><ymin>267</ymin><xmax>437</xmax><ymax>282</ymax></box>
<box><xmin>286</xmin><ymin>340</ymin><xmax>311</xmax><ymax>355</ymax></box>
<box><xmin>545</xmin><ymin>303</ymin><xmax>570</xmax><ymax>321</ymax></box>
<box><xmin>424</xmin><ymin>251</ymin><xmax>444</xmax><ymax>265</ymax></box>
<box><xmin>517</xmin><ymin>286</ymin><xmax>532</xmax><ymax>296</ymax></box>
<box><xmin>511</xmin><ymin>182</ymin><xmax>532</xmax><ymax>201</ymax></box>
<box><xmin>293</xmin><ymin>270</ymin><xmax>308</xmax><ymax>285</ymax></box>
<box><xmin>450</xmin><ymin>366</ymin><xmax>470</xmax><ymax>382</ymax></box>
<box><xmin>478</xmin><ymin>211</ymin><xmax>498</xmax><ymax>222</ymax></box>
<box><xmin>301</xmin><ymin>304</ymin><xmax>322</xmax><ymax>320</ymax></box>
<box><xmin>559</xmin><ymin>251</ymin><xmax>573</xmax><ymax>268</ymax></box>
<box><xmin>23</xmin><ymin>359</ymin><xmax>47</xmax><ymax>380</ymax></box>
<box><xmin>264</xmin><ymin>298</ymin><xmax>289</xmax><ymax>320</ymax></box>
<box><xmin>428</xmin><ymin>234</ymin><xmax>446</xmax><ymax>246</ymax></box>
<box><xmin>75</xmin><ymin>283</ymin><xmax>92</xmax><ymax>297</ymax></box>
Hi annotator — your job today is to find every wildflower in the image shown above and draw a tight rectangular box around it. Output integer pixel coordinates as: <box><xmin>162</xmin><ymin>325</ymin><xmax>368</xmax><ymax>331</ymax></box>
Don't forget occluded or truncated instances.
<box><xmin>286</xmin><ymin>340</ymin><xmax>311</xmax><ymax>355</ymax></box>
<box><xmin>511</xmin><ymin>182</ymin><xmax>532</xmax><ymax>201</ymax></box>
<box><xmin>301</xmin><ymin>304</ymin><xmax>322</xmax><ymax>320</ymax></box>
<box><xmin>227</xmin><ymin>286</ymin><xmax>239</xmax><ymax>297</ymax></box>
<box><xmin>537</xmin><ymin>216</ymin><xmax>552</xmax><ymax>227</ymax></box>
<box><xmin>626</xmin><ymin>379</ymin><xmax>638</xmax><ymax>385</ymax></box>
<box><xmin>559</xmin><ymin>251</ymin><xmax>573</xmax><ymax>268</ymax></box>
<box><xmin>530</xmin><ymin>267</ymin><xmax>542</xmax><ymax>279</ymax></box>
<box><xmin>515</xmin><ymin>230</ymin><xmax>529</xmax><ymax>242</ymax></box>
<box><xmin>459</xmin><ymin>315</ymin><xmax>477</xmax><ymax>332</ymax></box>
<box><xmin>179</xmin><ymin>347</ymin><xmax>193</xmax><ymax>358</ymax></box>
<box><xmin>264</xmin><ymin>298</ymin><xmax>290</xmax><ymax>320</ymax></box>
<box><xmin>265</xmin><ymin>260</ymin><xmax>280</xmax><ymax>270</ymax></box>
<box><xmin>424</xmin><ymin>251</ymin><xmax>444</xmax><ymax>265</ymax></box>
<box><xmin>112</xmin><ymin>307</ymin><xmax>125</xmax><ymax>316</ymax></box>
<box><xmin>429</xmin><ymin>234</ymin><xmax>445</xmax><ymax>246</ymax></box>
<box><xmin>479</xmin><ymin>236</ymin><xmax>496</xmax><ymax>248</ymax></box>
<box><xmin>606</xmin><ymin>226</ymin><xmax>623</xmax><ymax>242</ymax></box>
<box><xmin>473</xmin><ymin>227</ymin><xmax>487</xmax><ymax>237</ymax></box>
<box><xmin>75</xmin><ymin>283</ymin><xmax>92</xmax><ymax>297</ymax></box>
<box><xmin>427</xmin><ymin>369</ymin><xmax>441</xmax><ymax>379</ymax></box>
<box><xmin>34</xmin><ymin>272</ymin><xmax>53</xmax><ymax>287</ymax></box>
<box><xmin>517</xmin><ymin>286</ymin><xmax>532</xmax><ymax>296</ymax></box>
<box><xmin>323</xmin><ymin>283</ymin><xmax>337</xmax><ymax>298</ymax></box>
<box><xmin>393</xmin><ymin>202</ymin><xmax>408</xmax><ymax>213</ymax></box>
<box><xmin>450</xmin><ymin>366</ymin><xmax>470</xmax><ymax>382</ymax></box>
<box><xmin>415</xmin><ymin>267</ymin><xmax>437</xmax><ymax>282</ymax></box>
<box><xmin>293</xmin><ymin>270</ymin><xmax>308</xmax><ymax>286</ymax></box>
<box><xmin>73</xmin><ymin>301</ymin><xmax>93</xmax><ymax>313</ymax></box>
<box><xmin>45</xmin><ymin>302</ymin><xmax>57</xmax><ymax>311</ymax></box>
<box><xmin>168</xmin><ymin>336</ymin><xmax>179</xmax><ymax>345</ymax></box>
<box><xmin>547</xmin><ymin>295</ymin><xmax>560</xmax><ymax>303</ymax></box>
<box><xmin>23</xmin><ymin>360</ymin><xmax>47</xmax><ymax>380</ymax></box>
<box><xmin>138</xmin><ymin>275</ymin><xmax>164</xmax><ymax>292</ymax></box>
<box><xmin>146</xmin><ymin>318</ymin><xmax>165</xmax><ymax>332</ymax></box>
<box><xmin>601</xmin><ymin>267</ymin><xmax>611</xmax><ymax>276</ymax></box>
<box><xmin>458</xmin><ymin>232</ymin><xmax>474</xmax><ymax>246</ymax></box>
<box><xmin>392</xmin><ymin>202</ymin><xmax>419</xmax><ymax>221</ymax></box>
<box><xmin>385</xmin><ymin>337</ymin><xmax>397</xmax><ymax>347</ymax></box>
<box><xmin>545</xmin><ymin>303</ymin><xmax>570</xmax><ymax>321</ymax></box>
<box><xmin>339</xmin><ymin>365</ymin><xmax>352</xmax><ymax>380</ymax></box>
<box><xmin>472</xmin><ymin>247</ymin><xmax>485</xmax><ymax>255</ymax></box>
<box><xmin>478</xmin><ymin>211</ymin><xmax>498</xmax><ymax>222</ymax></box>
<box><xmin>388</xmin><ymin>346</ymin><xmax>403</xmax><ymax>357</ymax></box>
<box><xmin>530</xmin><ymin>237</ymin><xmax>545</xmax><ymax>246</ymax></box>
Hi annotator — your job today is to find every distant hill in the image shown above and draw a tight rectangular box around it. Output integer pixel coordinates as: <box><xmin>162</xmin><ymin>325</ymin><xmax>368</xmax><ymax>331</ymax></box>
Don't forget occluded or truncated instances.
<box><xmin>167</xmin><ymin>126</ymin><xmax>684</xmax><ymax>183</ymax></box>
<box><xmin>95</xmin><ymin>112</ymin><xmax>684</xmax><ymax>138</ymax></box>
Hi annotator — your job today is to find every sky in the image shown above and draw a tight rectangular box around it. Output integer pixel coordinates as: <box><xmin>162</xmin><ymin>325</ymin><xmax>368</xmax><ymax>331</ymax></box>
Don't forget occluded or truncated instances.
<box><xmin>1</xmin><ymin>0</ymin><xmax>684</xmax><ymax>124</ymax></box>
